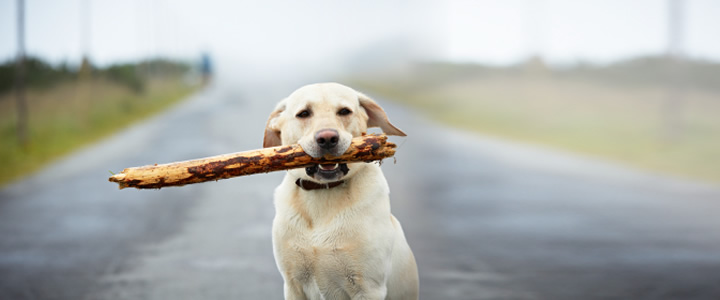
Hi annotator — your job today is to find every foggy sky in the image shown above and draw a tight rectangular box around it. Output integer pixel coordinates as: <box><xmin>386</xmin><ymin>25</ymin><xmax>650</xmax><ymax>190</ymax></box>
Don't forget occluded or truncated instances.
<box><xmin>0</xmin><ymin>0</ymin><xmax>719</xmax><ymax>68</ymax></box>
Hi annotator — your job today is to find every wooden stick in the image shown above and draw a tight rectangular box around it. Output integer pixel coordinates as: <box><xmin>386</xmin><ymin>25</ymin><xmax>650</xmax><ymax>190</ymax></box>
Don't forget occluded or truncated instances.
<box><xmin>108</xmin><ymin>134</ymin><xmax>396</xmax><ymax>190</ymax></box>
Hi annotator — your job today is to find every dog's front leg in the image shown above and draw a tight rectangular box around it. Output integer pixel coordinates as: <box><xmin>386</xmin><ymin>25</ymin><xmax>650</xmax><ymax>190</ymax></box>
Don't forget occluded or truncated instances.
<box><xmin>344</xmin><ymin>279</ymin><xmax>388</xmax><ymax>300</ymax></box>
<box><xmin>350</xmin><ymin>287</ymin><xmax>387</xmax><ymax>300</ymax></box>
<box><xmin>284</xmin><ymin>281</ymin><xmax>307</xmax><ymax>300</ymax></box>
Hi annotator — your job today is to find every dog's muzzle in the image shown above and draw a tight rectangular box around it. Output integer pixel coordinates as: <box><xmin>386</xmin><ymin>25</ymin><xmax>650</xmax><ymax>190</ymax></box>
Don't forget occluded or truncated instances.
<box><xmin>306</xmin><ymin>163</ymin><xmax>349</xmax><ymax>179</ymax></box>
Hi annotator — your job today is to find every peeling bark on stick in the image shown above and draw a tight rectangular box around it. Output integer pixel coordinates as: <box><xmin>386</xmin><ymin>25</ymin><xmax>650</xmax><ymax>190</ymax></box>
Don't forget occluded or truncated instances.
<box><xmin>108</xmin><ymin>134</ymin><xmax>396</xmax><ymax>190</ymax></box>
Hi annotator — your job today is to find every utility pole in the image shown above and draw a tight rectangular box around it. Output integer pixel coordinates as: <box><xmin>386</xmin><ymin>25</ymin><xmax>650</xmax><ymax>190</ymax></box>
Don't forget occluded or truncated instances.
<box><xmin>524</xmin><ymin>0</ymin><xmax>546</xmax><ymax>76</ymax></box>
<box><xmin>663</xmin><ymin>0</ymin><xmax>685</xmax><ymax>141</ymax></box>
<box><xmin>667</xmin><ymin>0</ymin><xmax>684</xmax><ymax>58</ymax></box>
<box><xmin>79</xmin><ymin>0</ymin><xmax>92</xmax><ymax>79</ymax></box>
<box><xmin>15</xmin><ymin>0</ymin><xmax>28</xmax><ymax>148</ymax></box>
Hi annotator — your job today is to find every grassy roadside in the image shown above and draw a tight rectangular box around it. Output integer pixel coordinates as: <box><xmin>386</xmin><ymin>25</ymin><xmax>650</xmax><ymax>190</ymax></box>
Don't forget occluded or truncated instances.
<box><xmin>350</xmin><ymin>63</ymin><xmax>720</xmax><ymax>183</ymax></box>
<box><xmin>0</xmin><ymin>77</ymin><xmax>197</xmax><ymax>185</ymax></box>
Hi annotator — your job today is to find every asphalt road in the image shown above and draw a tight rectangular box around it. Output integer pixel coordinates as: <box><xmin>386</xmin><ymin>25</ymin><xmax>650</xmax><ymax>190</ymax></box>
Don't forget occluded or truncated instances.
<box><xmin>2</xmin><ymin>80</ymin><xmax>720</xmax><ymax>300</ymax></box>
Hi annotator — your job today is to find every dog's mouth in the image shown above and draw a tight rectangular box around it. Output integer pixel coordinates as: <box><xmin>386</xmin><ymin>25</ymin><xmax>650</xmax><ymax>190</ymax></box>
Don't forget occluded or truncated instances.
<box><xmin>306</xmin><ymin>163</ymin><xmax>349</xmax><ymax>181</ymax></box>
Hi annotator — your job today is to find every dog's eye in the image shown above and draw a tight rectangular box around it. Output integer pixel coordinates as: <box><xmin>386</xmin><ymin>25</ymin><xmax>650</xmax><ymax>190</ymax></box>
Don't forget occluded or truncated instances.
<box><xmin>296</xmin><ymin>110</ymin><xmax>311</xmax><ymax>119</ymax></box>
<box><xmin>337</xmin><ymin>108</ymin><xmax>352</xmax><ymax>116</ymax></box>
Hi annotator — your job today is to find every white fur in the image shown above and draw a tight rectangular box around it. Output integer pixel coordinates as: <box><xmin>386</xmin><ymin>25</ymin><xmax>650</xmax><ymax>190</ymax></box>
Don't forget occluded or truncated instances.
<box><xmin>264</xmin><ymin>83</ymin><xmax>418</xmax><ymax>299</ymax></box>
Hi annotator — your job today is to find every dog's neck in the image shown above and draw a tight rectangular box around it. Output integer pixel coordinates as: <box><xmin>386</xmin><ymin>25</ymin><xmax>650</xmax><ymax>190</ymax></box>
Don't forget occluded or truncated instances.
<box><xmin>284</xmin><ymin>164</ymin><xmax>390</xmax><ymax>225</ymax></box>
<box><xmin>295</xmin><ymin>178</ymin><xmax>345</xmax><ymax>191</ymax></box>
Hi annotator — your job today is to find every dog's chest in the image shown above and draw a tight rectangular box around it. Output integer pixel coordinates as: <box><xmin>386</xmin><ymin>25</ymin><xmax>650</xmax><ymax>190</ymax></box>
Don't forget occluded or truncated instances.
<box><xmin>278</xmin><ymin>229</ymin><xmax>366</xmax><ymax>295</ymax></box>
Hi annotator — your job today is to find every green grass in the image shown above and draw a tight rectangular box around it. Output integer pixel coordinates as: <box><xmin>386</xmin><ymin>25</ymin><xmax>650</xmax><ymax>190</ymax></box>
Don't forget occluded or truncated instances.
<box><xmin>350</xmin><ymin>66</ymin><xmax>720</xmax><ymax>183</ymax></box>
<box><xmin>0</xmin><ymin>77</ymin><xmax>197</xmax><ymax>185</ymax></box>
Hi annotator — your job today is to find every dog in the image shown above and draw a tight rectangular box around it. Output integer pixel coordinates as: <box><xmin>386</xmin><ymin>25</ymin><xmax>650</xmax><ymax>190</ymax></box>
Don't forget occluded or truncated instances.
<box><xmin>263</xmin><ymin>83</ymin><xmax>419</xmax><ymax>299</ymax></box>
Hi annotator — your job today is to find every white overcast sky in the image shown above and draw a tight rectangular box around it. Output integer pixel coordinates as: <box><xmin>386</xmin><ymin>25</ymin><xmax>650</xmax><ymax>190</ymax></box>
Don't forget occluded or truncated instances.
<box><xmin>1</xmin><ymin>0</ymin><xmax>719</xmax><ymax>67</ymax></box>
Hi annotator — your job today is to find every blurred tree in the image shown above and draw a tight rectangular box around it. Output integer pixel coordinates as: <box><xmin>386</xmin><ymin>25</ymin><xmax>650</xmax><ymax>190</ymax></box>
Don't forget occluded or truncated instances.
<box><xmin>0</xmin><ymin>57</ymin><xmax>76</xmax><ymax>93</ymax></box>
<box><xmin>104</xmin><ymin>63</ymin><xmax>144</xmax><ymax>93</ymax></box>
<box><xmin>523</xmin><ymin>55</ymin><xmax>548</xmax><ymax>77</ymax></box>
<box><xmin>78</xmin><ymin>57</ymin><xmax>93</xmax><ymax>80</ymax></box>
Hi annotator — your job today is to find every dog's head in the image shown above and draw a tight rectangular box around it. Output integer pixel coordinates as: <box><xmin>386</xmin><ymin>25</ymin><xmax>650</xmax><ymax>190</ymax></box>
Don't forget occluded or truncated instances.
<box><xmin>263</xmin><ymin>82</ymin><xmax>406</xmax><ymax>183</ymax></box>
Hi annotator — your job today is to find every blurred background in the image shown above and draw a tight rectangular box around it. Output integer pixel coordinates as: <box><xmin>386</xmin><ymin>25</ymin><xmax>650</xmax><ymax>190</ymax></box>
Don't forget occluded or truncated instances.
<box><xmin>1</xmin><ymin>0</ymin><xmax>720</xmax><ymax>299</ymax></box>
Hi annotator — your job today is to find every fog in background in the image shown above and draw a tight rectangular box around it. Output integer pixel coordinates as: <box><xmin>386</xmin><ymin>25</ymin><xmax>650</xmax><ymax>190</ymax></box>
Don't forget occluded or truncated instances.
<box><xmin>2</xmin><ymin>0</ymin><xmax>720</xmax><ymax>77</ymax></box>
<box><xmin>1</xmin><ymin>0</ymin><xmax>443</xmax><ymax>84</ymax></box>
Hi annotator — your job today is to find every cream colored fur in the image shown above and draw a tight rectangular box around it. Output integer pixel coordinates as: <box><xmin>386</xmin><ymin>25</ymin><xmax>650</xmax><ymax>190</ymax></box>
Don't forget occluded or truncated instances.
<box><xmin>264</xmin><ymin>83</ymin><xmax>418</xmax><ymax>300</ymax></box>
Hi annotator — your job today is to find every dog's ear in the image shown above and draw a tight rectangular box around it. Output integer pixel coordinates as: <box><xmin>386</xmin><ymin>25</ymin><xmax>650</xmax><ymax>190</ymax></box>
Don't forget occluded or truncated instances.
<box><xmin>358</xmin><ymin>93</ymin><xmax>407</xmax><ymax>136</ymax></box>
<box><xmin>263</xmin><ymin>100</ymin><xmax>286</xmax><ymax>148</ymax></box>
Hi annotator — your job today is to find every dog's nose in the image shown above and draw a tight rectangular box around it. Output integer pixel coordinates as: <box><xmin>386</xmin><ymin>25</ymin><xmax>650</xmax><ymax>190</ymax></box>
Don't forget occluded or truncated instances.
<box><xmin>315</xmin><ymin>129</ymin><xmax>339</xmax><ymax>150</ymax></box>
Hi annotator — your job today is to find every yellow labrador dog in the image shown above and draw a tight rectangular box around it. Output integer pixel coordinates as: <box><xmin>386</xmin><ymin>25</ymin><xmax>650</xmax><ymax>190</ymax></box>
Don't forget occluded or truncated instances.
<box><xmin>263</xmin><ymin>83</ymin><xmax>419</xmax><ymax>299</ymax></box>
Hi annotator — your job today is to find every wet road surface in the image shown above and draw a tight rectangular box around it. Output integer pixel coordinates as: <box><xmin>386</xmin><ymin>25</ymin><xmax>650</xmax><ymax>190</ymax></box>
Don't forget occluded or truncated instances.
<box><xmin>2</xmin><ymin>80</ymin><xmax>720</xmax><ymax>299</ymax></box>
